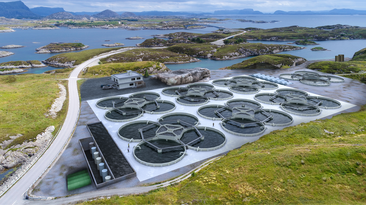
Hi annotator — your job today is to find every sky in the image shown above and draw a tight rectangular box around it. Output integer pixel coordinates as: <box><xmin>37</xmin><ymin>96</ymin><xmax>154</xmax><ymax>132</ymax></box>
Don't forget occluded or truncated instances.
<box><xmin>5</xmin><ymin>0</ymin><xmax>366</xmax><ymax>12</ymax></box>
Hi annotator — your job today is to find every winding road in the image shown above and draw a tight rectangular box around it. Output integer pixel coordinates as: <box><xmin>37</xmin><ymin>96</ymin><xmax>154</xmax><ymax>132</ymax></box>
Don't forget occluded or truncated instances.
<box><xmin>0</xmin><ymin>47</ymin><xmax>135</xmax><ymax>205</ymax></box>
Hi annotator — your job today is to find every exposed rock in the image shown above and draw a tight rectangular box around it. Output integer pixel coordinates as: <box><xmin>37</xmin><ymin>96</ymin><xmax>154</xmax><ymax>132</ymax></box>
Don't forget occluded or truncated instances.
<box><xmin>102</xmin><ymin>43</ymin><xmax>124</xmax><ymax>47</ymax></box>
<box><xmin>45</xmin><ymin>84</ymin><xmax>67</xmax><ymax>119</ymax></box>
<box><xmin>0</xmin><ymin>51</ymin><xmax>14</xmax><ymax>58</ymax></box>
<box><xmin>0</xmin><ymin>69</ymin><xmax>25</xmax><ymax>75</ymax></box>
<box><xmin>153</xmin><ymin>67</ymin><xmax>210</xmax><ymax>85</ymax></box>
<box><xmin>36</xmin><ymin>43</ymin><xmax>89</xmax><ymax>54</ymax></box>
<box><xmin>0</xmin><ymin>45</ymin><xmax>24</xmax><ymax>49</ymax></box>
<box><xmin>0</xmin><ymin>126</ymin><xmax>55</xmax><ymax>169</ymax></box>
<box><xmin>126</xmin><ymin>36</ymin><xmax>144</xmax><ymax>40</ymax></box>
<box><xmin>0</xmin><ymin>28</ymin><xmax>15</xmax><ymax>33</ymax></box>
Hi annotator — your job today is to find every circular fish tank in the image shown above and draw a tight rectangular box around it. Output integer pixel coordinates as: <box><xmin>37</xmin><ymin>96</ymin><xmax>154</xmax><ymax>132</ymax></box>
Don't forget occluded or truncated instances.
<box><xmin>276</xmin><ymin>88</ymin><xmax>308</xmax><ymax>97</ymax></box>
<box><xmin>281</xmin><ymin>102</ymin><xmax>321</xmax><ymax>116</ymax></box>
<box><xmin>232</xmin><ymin>76</ymin><xmax>258</xmax><ymax>83</ymax></box>
<box><xmin>212</xmin><ymin>79</ymin><xmax>237</xmax><ymax>87</ymax></box>
<box><xmin>328</xmin><ymin>76</ymin><xmax>345</xmax><ymax>83</ymax></box>
<box><xmin>159</xmin><ymin>113</ymin><xmax>199</xmax><ymax>127</ymax></box>
<box><xmin>221</xmin><ymin>118</ymin><xmax>266</xmax><ymax>136</ymax></box>
<box><xmin>254</xmin><ymin>109</ymin><xmax>293</xmax><ymax>126</ymax></box>
<box><xmin>204</xmin><ymin>90</ymin><xmax>234</xmax><ymax>100</ymax></box>
<box><xmin>118</xmin><ymin>121</ymin><xmax>160</xmax><ymax>142</ymax></box>
<box><xmin>279</xmin><ymin>73</ymin><xmax>300</xmax><ymax>81</ymax></box>
<box><xmin>96</xmin><ymin>96</ymin><xmax>129</xmax><ymax>109</ymax></box>
<box><xmin>299</xmin><ymin>78</ymin><xmax>330</xmax><ymax>86</ymax></box>
<box><xmin>133</xmin><ymin>139</ymin><xmax>186</xmax><ymax>167</ymax></box>
<box><xmin>187</xmin><ymin>83</ymin><xmax>214</xmax><ymax>90</ymax></box>
<box><xmin>176</xmin><ymin>96</ymin><xmax>209</xmax><ymax>106</ymax></box>
<box><xmin>197</xmin><ymin>105</ymin><xmax>231</xmax><ymax>120</ymax></box>
<box><xmin>161</xmin><ymin>87</ymin><xmax>188</xmax><ymax>97</ymax></box>
<box><xmin>254</xmin><ymin>93</ymin><xmax>286</xmax><ymax>105</ymax></box>
<box><xmin>307</xmin><ymin>96</ymin><xmax>341</xmax><ymax>109</ymax></box>
<box><xmin>226</xmin><ymin>99</ymin><xmax>262</xmax><ymax>110</ymax></box>
<box><xmin>258</xmin><ymin>81</ymin><xmax>279</xmax><ymax>90</ymax></box>
<box><xmin>105</xmin><ymin>107</ymin><xmax>143</xmax><ymax>122</ymax></box>
<box><xmin>129</xmin><ymin>92</ymin><xmax>160</xmax><ymax>101</ymax></box>
<box><xmin>229</xmin><ymin>85</ymin><xmax>259</xmax><ymax>94</ymax></box>
<box><xmin>142</xmin><ymin>100</ymin><xmax>176</xmax><ymax>114</ymax></box>
<box><xmin>181</xmin><ymin>127</ymin><xmax>226</xmax><ymax>151</ymax></box>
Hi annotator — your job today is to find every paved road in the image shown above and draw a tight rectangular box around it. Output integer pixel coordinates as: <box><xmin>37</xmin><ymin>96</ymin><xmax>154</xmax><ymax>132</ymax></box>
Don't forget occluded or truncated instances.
<box><xmin>0</xmin><ymin>47</ymin><xmax>135</xmax><ymax>205</ymax></box>
<box><xmin>211</xmin><ymin>31</ymin><xmax>246</xmax><ymax>46</ymax></box>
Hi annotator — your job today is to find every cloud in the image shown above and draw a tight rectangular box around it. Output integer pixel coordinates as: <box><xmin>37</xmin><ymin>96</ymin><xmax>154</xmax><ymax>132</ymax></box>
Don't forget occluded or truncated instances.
<box><xmin>18</xmin><ymin>0</ymin><xmax>366</xmax><ymax>12</ymax></box>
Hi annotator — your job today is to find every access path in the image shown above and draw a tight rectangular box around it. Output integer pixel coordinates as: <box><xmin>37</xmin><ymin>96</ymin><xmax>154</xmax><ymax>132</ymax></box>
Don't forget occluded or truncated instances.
<box><xmin>210</xmin><ymin>31</ymin><xmax>246</xmax><ymax>46</ymax></box>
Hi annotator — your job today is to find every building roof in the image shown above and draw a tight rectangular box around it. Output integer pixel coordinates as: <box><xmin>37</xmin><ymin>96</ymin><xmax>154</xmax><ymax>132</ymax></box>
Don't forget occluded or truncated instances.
<box><xmin>112</xmin><ymin>70</ymin><xmax>143</xmax><ymax>79</ymax></box>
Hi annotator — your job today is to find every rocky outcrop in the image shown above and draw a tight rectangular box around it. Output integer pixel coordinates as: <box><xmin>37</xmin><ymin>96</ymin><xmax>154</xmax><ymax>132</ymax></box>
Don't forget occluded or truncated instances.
<box><xmin>36</xmin><ymin>43</ymin><xmax>89</xmax><ymax>54</ymax></box>
<box><xmin>0</xmin><ymin>28</ymin><xmax>15</xmax><ymax>33</ymax></box>
<box><xmin>0</xmin><ymin>45</ymin><xmax>24</xmax><ymax>49</ymax></box>
<box><xmin>0</xmin><ymin>69</ymin><xmax>24</xmax><ymax>75</ymax></box>
<box><xmin>126</xmin><ymin>36</ymin><xmax>144</xmax><ymax>40</ymax></box>
<box><xmin>153</xmin><ymin>67</ymin><xmax>210</xmax><ymax>85</ymax></box>
<box><xmin>45</xmin><ymin>84</ymin><xmax>67</xmax><ymax>119</ymax></box>
<box><xmin>42</xmin><ymin>59</ymin><xmax>75</xmax><ymax>68</ymax></box>
<box><xmin>0</xmin><ymin>51</ymin><xmax>14</xmax><ymax>58</ymax></box>
<box><xmin>0</xmin><ymin>60</ymin><xmax>46</xmax><ymax>70</ymax></box>
<box><xmin>0</xmin><ymin>126</ymin><xmax>54</xmax><ymax>170</ymax></box>
<box><xmin>211</xmin><ymin>44</ymin><xmax>304</xmax><ymax>60</ymax></box>
<box><xmin>102</xmin><ymin>43</ymin><xmax>124</xmax><ymax>47</ymax></box>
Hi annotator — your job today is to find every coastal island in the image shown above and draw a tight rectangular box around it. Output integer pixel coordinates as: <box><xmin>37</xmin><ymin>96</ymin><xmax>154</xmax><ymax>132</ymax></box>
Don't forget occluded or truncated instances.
<box><xmin>237</xmin><ymin>19</ymin><xmax>279</xmax><ymax>23</ymax></box>
<box><xmin>311</xmin><ymin>47</ymin><xmax>327</xmax><ymax>51</ymax></box>
<box><xmin>0</xmin><ymin>51</ymin><xmax>14</xmax><ymax>58</ymax></box>
<box><xmin>295</xmin><ymin>39</ymin><xmax>319</xmax><ymax>45</ymax></box>
<box><xmin>36</xmin><ymin>43</ymin><xmax>89</xmax><ymax>54</ymax></box>
<box><xmin>0</xmin><ymin>27</ymin><xmax>15</xmax><ymax>33</ymax></box>
<box><xmin>126</xmin><ymin>36</ymin><xmax>145</xmax><ymax>40</ymax></box>
<box><xmin>102</xmin><ymin>43</ymin><xmax>124</xmax><ymax>47</ymax></box>
<box><xmin>0</xmin><ymin>45</ymin><xmax>24</xmax><ymax>49</ymax></box>
<box><xmin>0</xmin><ymin>60</ymin><xmax>46</xmax><ymax>74</ymax></box>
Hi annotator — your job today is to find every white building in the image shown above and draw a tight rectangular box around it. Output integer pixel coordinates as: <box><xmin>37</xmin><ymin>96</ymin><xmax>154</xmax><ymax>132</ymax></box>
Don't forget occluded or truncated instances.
<box><xmin>111</xmin><ymin>70</ymin><xmax>145</xmax><ymax>90</ymax></box>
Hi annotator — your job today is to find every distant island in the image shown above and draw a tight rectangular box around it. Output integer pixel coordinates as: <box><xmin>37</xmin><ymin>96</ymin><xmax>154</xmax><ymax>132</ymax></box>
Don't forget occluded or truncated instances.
<box><xmin>237</xmin><ymin>19</ymin><xmax>279</xmax><ymax>24</ymax></box>
<box><xmin>0</xmin><ymin>45</ymin><xmax>24</xmax><ymax>49</ymax></box>
<box><xmin>36</xmin><ymin>43</ymin><xmax>89</xmax><ymax>54</ymax></box>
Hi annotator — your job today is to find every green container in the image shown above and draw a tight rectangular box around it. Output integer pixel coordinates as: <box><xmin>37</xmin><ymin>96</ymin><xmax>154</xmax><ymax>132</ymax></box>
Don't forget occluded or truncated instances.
<box><xmin>67</xmin><ymin>170</ymin><xmax>92</xmax><ymax>191</ymax></box>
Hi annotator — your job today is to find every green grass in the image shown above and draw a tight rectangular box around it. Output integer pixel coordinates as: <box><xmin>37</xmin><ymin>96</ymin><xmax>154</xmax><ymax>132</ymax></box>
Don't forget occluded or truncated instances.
<box><xmin>308</xmin><ymin>61</ymin><xmax>366</xmax><ymax>74</ymax></box>
<box><xmin>138</xmin><ymin>38</ymin><xmax>170</xmax><ymax>47</ymax></box>
<box><xmin>40</xmin><ymin>43</ymin><xmax>85</xmax><ymax>50</ymax></box>
<box><xmin>44</xmin><ymin>47</ymin><xmax>121</xmax><ymax>66</ymax></box>
<box><xmin>100</xmin><ymin>48</ymin><xmax>194</xmax><ymax>64</ymax></box>
<box><xmin>226</xmin><ymin>54</ymin><xmax>306</xmax><ymax>69</ymax></box>
<box><xmin>212</xmin><ymin>43</ymin><xmax>301</xmax><ymax>59</ymax></box>
<box><xmin>0</xmin><ymin>27</ymin><xmax>11</xmax><ymax>30</ymax></box>
<box><xmin>79</xmin><ymin>104</ymin><xmax>366</xmax><ymax>205</ymax></box>
<box><xmin>311</xmin><ymin>47</ymin><xmax>326</xmax><ymax>51</ymax></box>
<box><xmin>0</xmin><ymin>61</ymin><xmax>30</xmax><ymax>67</ymax></box>
<box><xmin>295</xmin><ymin>39</ymin><xmax>318</xmax><ymax>45</ymax></box>
<box><xmin>243</xmin><ymin>26</ymin><xmax>366</xmax><ymax>41</ymax></box>
<box><xmin>167</xmin><ymin>43</ymin><xmax>218</xmax><ymax>57</ymax></box>
<box><xmin>81</xmin><ymin>61</ymin><xmax>167</xmax><ymax>78</ymax></box>
<box><xmin>0</xmin><ymin>74</ymin><xmax>68</xmax><ymax>147</ymax></box>
<box><xmin>352</xmin><ymin>48</ymin><xmax>366</xmax><ymax>61</ymax></box>
<box><xmin>339</xmin><ymin>73</ymin><xmax>366</xmax><ymax>84</ymax></box>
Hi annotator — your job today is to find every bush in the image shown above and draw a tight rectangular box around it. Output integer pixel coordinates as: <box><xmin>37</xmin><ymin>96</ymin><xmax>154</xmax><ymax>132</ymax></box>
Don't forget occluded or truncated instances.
<box><xmin>4</xmin><ymin>76</ymin><xmax>16</xmax><ymax>83</ymax></box>
<box><xmin>144</xmin><ymin>69</ymin><xmax>149</xmax><ymax>78</ymax></box>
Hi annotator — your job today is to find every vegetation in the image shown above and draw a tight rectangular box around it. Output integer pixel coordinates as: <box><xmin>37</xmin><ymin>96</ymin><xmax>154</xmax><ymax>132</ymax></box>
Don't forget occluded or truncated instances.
<box><xmin>0</xmin><ymin>61</ymin><xmax>29</xmax><ymax>67</ymax></box>
<box><xmin>224</xmin><ymin>35</ymin><xmax>247</xmax><ymax>45</ymax></box>
<box><xmin>44</xmin><ymin>47</ymin><xmax>121</xmax><ymax>66</ymax></box>
<box><xmin>138</xmin><ymin>38</ymin><xmax>170</xmax><ymax>47</ymax></box>
<box><xmin>167</xmin><ymin>43</ymin><xmax>218</xmax><ymax>58</ymax></box>
<box><xmin>225</xmin><ymin>54</ymin><xmax>306</xmax><ymax>70</ymax></box>
<box><xmin>308</xmin><ymin>61</ymin><xmax>366</xmax><ymax>74</ymax></box>
<box><xmin>81</xmin><ymin>61</ymin><xmax>167</xmax><ymax>78</ymax></box>
<box><xmin>0</xmin><ymin>74</ymin><xmax>68</xmax><ymax>147</ymax></box>
<box><xmin>0</xmin><ymin>27</ymin><xmax>11</xmax><ymax>30</ymax></box>
<box><xmin>212</xmin><ymin>43</ymin><xmax>302</xmax><ymax>60</ymax></box>
<box><xmin>242</xmin><ymin>25</ymin><xmax>366</xmax><ymax>41</ymax></box>
<box><xmin>100</xmin><ymin>48</ymin><xmax>196</xmax><ymax>64</ymax></box>
<box><xmin>352</xmin><ymin>48</ymin><xmax>366</xmax><ymax>61</ymax></box>
<box><xmin>340</xmin><ymin>73</ymin><xmax>366</xmax><ymax>84</ymax></box>
<box><xmin>80</xmin><ymin>104</ymin><xmax>366</xmax><ymax>205</ymax></box>
<box><xmin>295</xmin><ymin>39</ymin><xmax>318</xmax><ymax>45</ymax></box>
<box><xmin>311</xmin><ymin>47</ymin><xmax>327</xmax><ymax>51</ymax></box>
<box><xmin>39</xmin><ymin>43</ymin><xmax>86</xmax><ymax>50</ymax></box>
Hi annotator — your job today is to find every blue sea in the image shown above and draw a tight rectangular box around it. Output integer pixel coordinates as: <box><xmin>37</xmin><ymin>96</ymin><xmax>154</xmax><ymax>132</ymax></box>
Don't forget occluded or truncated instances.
<box><xmin>1</xmin><ymin>15</ymin><xmax>366</xmax><ymax>74</ymax></box>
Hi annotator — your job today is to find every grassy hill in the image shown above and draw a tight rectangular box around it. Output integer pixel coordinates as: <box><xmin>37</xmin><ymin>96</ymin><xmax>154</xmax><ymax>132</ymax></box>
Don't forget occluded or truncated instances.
<box><xmin>224</xmin><ymin>54</ymin><xmax>306</xmax><ymax>69</ymax></box>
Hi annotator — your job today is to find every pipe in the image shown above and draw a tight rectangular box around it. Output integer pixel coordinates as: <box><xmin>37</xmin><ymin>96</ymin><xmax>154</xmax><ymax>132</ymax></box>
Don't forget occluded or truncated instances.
<box><xmin>89</xmin><ymin>142</ymin><xmax>95</xmax><ymax>150</ymax></box>
<box><xmin>95</xmin><ymin>157</ymin><xmax>102</xmax><ymax>168</ymax></box>
<box><xmin>93</xmin><ymin>152</ymin><xmax>99</xmax><ymax>160</ymax></box>
<box><xmin>90</xmin><ymin>147</ymin><xmax>96</xmax><ymax>155</ymax></box>
<box><xmin>105</xmin><ymin>175</ymin><xmax>111</xmax><ymax>182</ymax></box>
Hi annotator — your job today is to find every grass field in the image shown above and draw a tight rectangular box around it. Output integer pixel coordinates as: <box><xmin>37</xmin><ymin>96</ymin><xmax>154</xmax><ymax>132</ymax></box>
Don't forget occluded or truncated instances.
<box><xmin>308</xmin><ymin>61</ymin><xmax>366</xmax><ymax>74</ymax></box>
<box><xmin>79</xmin><ymin>105</ymin><xmax>366</xmax><ymax>204</ymax></box>
<box><xmin>225</xmin><ymin>54</ymin><xmax>305</xmax><ymax>70</ymax></box>
<box><xmin>44</xmin><ymin>47</ymin><xmax>122</xmax><ymax>66</ymax></box>
<box><xmin>0</xmin><ymin>74</ymin><xmax>68</xmax><ymax>148</ymax></box>
<box><xmin>81</xmin><ymin>61</ymin><xmax>168</xmax><ymax>78</ymax></box>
